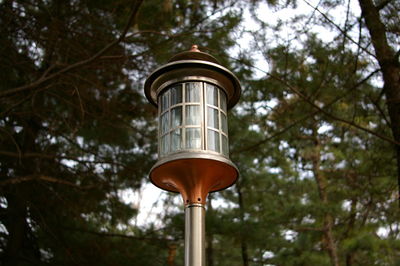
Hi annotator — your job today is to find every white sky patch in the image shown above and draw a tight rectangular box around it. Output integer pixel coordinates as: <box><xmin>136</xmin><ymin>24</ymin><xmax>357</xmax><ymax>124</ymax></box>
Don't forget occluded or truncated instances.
<box><xmin>60</xmin><ymin>158</ymin><xmax>78</xmax><ymax>168</ymax></box>
<box><xmin>249</xmin><ymin>124</ymin><xmax>261</xmax><ymax>132</ymax></box>
<box><xmin>377</xmin><ymin>227</ymin><xmax>390</xmax><ymax>238</ymax></box>
<box><xmin>121</xmin><ymin>183</ymin><xmax>168</xmax><ymax>228</ymax></box>
<box><xmin>342</xmin><ymin>200</ymin><xmax>352</xmax><ymax>211</ymax></box>
<box><xmin>263</xmin><ymin>250</ymin><xmax>274</xmax><ymax>259</ymax></box>
<box><xmin>211</xmin><ymin>194</ymin><xmax>239</xmax><ymax>209</ymax></box>
<box><xmin>282</xmin><ymin>229</ymin><xmax>298</xmax><ymax>242</ymax></box>
<box><xmin>318</xmin><ymin>124</ymin><xmax>333</xmax><ymax>134</ymax></box>
<box><xmin>253</xmin><ymin>99</ymin><xmax>278</xmax><ymax>115</ymax></box>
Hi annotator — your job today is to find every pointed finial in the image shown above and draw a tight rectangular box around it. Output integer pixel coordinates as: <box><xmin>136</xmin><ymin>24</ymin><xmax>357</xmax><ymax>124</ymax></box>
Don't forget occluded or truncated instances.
<box><xmin>190</xmin><ymin>44</ymin><xmax>200</xmax><ymax>52</ymax></box>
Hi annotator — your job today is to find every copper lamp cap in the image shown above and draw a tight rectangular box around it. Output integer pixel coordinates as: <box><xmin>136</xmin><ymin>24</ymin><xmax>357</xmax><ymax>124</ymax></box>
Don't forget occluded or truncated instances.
<box><xmin>168</xmin><ymin>45</ymin><xmax>220</xmax><ymax>64</ymax></box>
<box><xmin>144</xmin><ymin>44</ymin><xmax>241</xmax><ymax>110</ymax></box>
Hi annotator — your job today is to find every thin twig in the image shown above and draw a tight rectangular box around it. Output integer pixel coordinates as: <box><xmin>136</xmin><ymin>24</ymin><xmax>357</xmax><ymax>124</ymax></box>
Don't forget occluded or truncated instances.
<box><xmin>269</xmin><ymin>73</ymin><xmax>400</xmax><ymax>145</ymax></box>
<box><xmin>0</xmin><ymin>0</ymin><xmax>143</xmax><ymax>98</ymax></box>
<box><xmin>0</xmin><ymin>174</ymin><xmax>94</xmax><ymax>189</ymax></box>
<box><xmin>302</xmin><ymin>0</ymin><xmax>376</xmax><ymax>59</ymax></box>
<box><xmin>235</xmin><ymin>68</ymin><xmax>381</xmax><ymax>152</ymax></box>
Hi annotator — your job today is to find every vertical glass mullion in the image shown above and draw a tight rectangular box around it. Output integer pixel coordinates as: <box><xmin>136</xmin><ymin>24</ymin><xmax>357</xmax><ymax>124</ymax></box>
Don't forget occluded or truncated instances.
<box><xmin>201</xmin><ymin>82</ymin><xmax>205</xmax><ymax>150</ymax></box>
<box><xmin>182</xmin><ymin>83</ymin><xmax>186</xmax><ymax>149</ymax></box>
<box><xmin>218</xmin><ymin>88</ymin><xmax>222</xmax><ymax>153</ymax></box>
<box><xmin>168</xmin><ymin>91</ymin><xmax>171</xmax><ymax>153</ymax></box>
<box><xmin>203</xmin><ymin>82</ymin><xmax>207</xmax><ymax>151</ymax></box>
<box><xmin>158</xmin><ymin>98</ymin><xmax>161</xmax><ymax>156</ymax></box>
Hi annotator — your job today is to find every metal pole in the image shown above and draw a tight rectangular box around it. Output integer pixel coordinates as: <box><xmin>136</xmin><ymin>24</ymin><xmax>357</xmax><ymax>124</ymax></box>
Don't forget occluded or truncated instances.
<box><xmin>185</xmin><ymin>204</ymin><xmax>205</xmax><ymax>266</ymax></box>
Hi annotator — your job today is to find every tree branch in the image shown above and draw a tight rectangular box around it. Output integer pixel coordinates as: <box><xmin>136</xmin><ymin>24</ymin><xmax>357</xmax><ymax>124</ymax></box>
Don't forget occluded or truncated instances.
<box><xmin>63</xmin><ymin>227</ymin><xmax>178</xmax><ymax>243</ymax></box>
<box><xmin>0</xmin><ymin>150</ymin><xmax>136</xmax><ymax>171</ymax></box>
<box><xmin>268</xmin><ymin>73</ymin><xmax>400</xmax><ymax>146</ymax></box>
<box><xmin>302</xmin><ymin>0</ymin><xmax>376</xmax><ymax>59</ymax></box>
<box><xmin>0</xmin><ymin>0</ymin><xmax>143</xmax><ymax>99</ymax></box>
<box><xmin>236</xmin><ymin>69</ymin><xmax>382</xmax><ymax>153</ymax></box>
<box><xmin>0</xmin><ymin>175</ymin><xmax>94</xmax><ymax>189</ymax></box>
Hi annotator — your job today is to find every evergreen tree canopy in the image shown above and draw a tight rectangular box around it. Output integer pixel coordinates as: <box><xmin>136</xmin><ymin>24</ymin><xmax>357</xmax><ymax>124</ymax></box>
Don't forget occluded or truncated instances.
<box><xmin>0</xmin><ymin>0</ymin><xmax>399</xmax><ymax>265</ymax></box>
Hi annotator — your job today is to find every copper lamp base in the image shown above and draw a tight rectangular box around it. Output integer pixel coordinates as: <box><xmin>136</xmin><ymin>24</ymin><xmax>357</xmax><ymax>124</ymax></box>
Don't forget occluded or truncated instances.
<box><xmin>149</xmin><ymin>155</ymin><xmax>238</xmax><ymax>205</ymax></box>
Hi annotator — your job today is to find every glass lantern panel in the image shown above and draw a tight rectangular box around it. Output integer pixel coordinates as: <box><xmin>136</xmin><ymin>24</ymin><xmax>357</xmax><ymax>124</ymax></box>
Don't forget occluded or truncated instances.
<box><xmin>161</xmin><ymin>134</ymin><xmax>170</xmax><ymax>155</ymax></box>
<box><xmin>207</xmin><ymin>129</ymin><xmax>220</xmax><ymax>152</ymax></box>
<box><xmin>220</xmin><ymin>91</ymin><xmax>227</xmax><ymax>112</ymax></box>
<box><xmin>185</xmin><ymin>105</ymin><xmax>201</xmax><ymax>125</ymax></box>
<box><xmin>160</xmin><ymin>112</ymin><xmax>169</xmax><ymax>134</ymax></box>
<box><xmin>161</xmin><ymin>90</ymin><xmax>169</xmax><ymax>112</ymax></box>
<box><xmin>207</xmin><ymin>107</ymin><xmax>219</xmax><ymax>129</ymax></box>
<box><xmin>171</xmin><ymin>129</ymin><xmax>182</xmax><ymax>152</ymax></box>
<box><xmin>171</xmin><ymin>85</ymin><xmax>182</xmax><ymax>106</ymax></box>
<box><xmin>171</xmin><ymin>106</ymin><xmax>182</xmax><ymax>128</ymax></box>
<box><xmin>185</xmin><ymin>83</ymin><xmax>201</xmax><ymax>103</ymax></box>
<box><xmin>221</xmin><ymin>112</ymin><xmax>228</xmax><ymax>133</ymax></box>
<box><xmin>206</xmin><ymin>84</ymin><xmax>218</xmax><ymax>107</ymax></box>
<box><xmin>186</xmin><ymin>128</ymin><xmax>201</xmax><ymax>149</ymax></box>
<box><xmin>222</xmin><ymin>135</ymin><xmax>229</xmax><ymax>156</ymax></box>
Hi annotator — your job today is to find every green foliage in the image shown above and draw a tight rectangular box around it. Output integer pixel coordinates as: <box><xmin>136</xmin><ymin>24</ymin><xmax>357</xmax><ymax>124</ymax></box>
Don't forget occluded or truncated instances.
<box><xmin>1</xmin><ymin>0</ymin><xmax>399</xmax><ymax>265</ymax></box>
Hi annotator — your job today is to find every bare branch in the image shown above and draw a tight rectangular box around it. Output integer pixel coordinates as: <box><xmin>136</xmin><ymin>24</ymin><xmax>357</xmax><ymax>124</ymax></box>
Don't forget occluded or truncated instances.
<box><xmin>0</xmin><ymin>174</ymin><xmax>94</xmax><ymax>189</ymax></box>
<box><xmin>0</xmin><ymin>128</ymin><xmax>22</xmax><ymax>162</ymax></box>
<box><xmin>235</xmin><ymin>69</ymin><xmax>381</xmax><ymax>153</ymax></box>
<box><xmin>269</xmin><ymin>73</ymin><xmax>400</xmax><ymax>145</ymax></box>
<box><xmin>63</xmin><ymin>227</ymin><xmax>180</xmax><ymax>244</ymax></box>
<box><xmin>0</xmin><ymin>150</ymin><xmax>136</xmax><ymax>171</ymax></box>
<box><xmin>0</xmin><ymin>0</ymin><xmax>144</xmax><ymax>99</ymax></box>
<box><xmin>302</xmin><ymin>0</ymin><xmax>376</xmax><ymax>59</ymax></box>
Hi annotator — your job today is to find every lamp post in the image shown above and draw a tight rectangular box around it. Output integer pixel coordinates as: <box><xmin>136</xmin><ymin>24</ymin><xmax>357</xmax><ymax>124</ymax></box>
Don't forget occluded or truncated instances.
<box><xmin>144</xmin><ymin>45</ymin><xmax>241</xmax><ymax>266</ymax></box>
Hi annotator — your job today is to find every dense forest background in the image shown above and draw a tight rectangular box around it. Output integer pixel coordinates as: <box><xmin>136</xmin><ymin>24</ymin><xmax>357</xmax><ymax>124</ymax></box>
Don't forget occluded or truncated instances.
<box><xmin>1</xmin><ymin>0</ymin><xmax>399</xmax><ymax>265</ymax></box>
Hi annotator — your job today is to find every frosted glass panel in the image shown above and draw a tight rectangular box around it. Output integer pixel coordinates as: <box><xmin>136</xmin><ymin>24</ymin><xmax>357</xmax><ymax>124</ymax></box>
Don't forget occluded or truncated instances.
<box><xmin>185</xmin><ymin>83</ymin><xmax>201</xmax><ymax>102</ymax></box>
<box><xmin>161</xmin><ymin>134</ymin><xmax>170</xmax><ymax>155</ymax></box>
<box><xmin>206</xmin><ymin>84</ymin><xmax>218</xmax><ymax>107</ymax></box>
<box><xmin>171</xmin><ymin>85</ymin><xmax>182</xmax><ymax>106</ymax></box>
<box><xmin>161</xmin><ymin>112</ymin><xmax>169</xmax><ymax>134</ymax></box>
<box><xmin>207</xmin><ymin>107</ymin><xmax>219</xmax><ymax>129</ymax></box>
<box><xmin>221</xmin><ymin>113</ymin><xmax>228</xmax><ymax>133</ymax></box>
<box><xmin>186</xmin><ymin>128</ymin><xmax>201</xmax><ymax>149</ymax></box>
<box><xmin>222</xmin><ymin>135</ymin><xmax>228</xmax><ymax>155</ymax></box>
<box><xmin>207</xmin><ymin>129</ymin><xmax>220</xmax><ymax>152</ymax></box>
<box><xmin>186</xmin><ymin>105</ymin><xmax>201</xmax><ymax>125</ymax></box>
<box><xmin>171</xmin><ymin>107</ymin><xmax>182</xmax><ymax>128</ymax></box>
<box><xmin>161</xmin><ymin>90</ymin><xmax>169</xmax><ymax>112</ymax></box>
<box><xmin>171</xmin><ymin>129</ymin><xmax>182</xmax><ymax>152</ymax></box>
<box><xmin>220</xmin><ymin>91</ymin><xmax>227</xmax><ymax>111</ymax></box>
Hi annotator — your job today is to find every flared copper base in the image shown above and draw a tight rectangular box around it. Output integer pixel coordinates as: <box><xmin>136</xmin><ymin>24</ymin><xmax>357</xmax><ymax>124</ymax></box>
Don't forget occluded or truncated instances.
<box><xmin>150</xmin><ymin>157</ymin><xmax>238</xmax><ymax>205</ymax></box>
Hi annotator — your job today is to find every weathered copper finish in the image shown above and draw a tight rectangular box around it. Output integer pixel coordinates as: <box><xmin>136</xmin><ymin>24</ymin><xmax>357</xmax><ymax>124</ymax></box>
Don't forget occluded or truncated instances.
<box><xmin>150</xmin><ymin>158</ymin><xmax>238</xmax><ymax>205</ymax></box>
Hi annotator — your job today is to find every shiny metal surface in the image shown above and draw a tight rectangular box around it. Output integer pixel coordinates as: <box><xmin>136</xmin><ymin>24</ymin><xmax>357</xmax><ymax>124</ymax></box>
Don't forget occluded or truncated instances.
<box><xmin>185</xmin><ymin>204</ymin><xmax>205</xmax><ymax>266</ymax></box>
<box><xmin>169</xmin><ymin>45</ymin><xmax>219</xmax><ymax>64</ymax></box>
<box><xmin>144</xmin><ymin>60</ymin><xmax>241</xmax><ymax>109</ymax></box>
<box><xmin>150</xmin><ymin>155</ymin><xmax>238</xmax><ymax>205</ymax></box>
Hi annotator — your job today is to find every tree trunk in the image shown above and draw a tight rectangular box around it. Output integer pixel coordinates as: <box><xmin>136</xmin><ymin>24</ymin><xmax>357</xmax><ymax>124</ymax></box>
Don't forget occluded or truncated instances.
<box><xmin>3</xmin><ymin>118</ymin><xmax>41</xmax><ymax>265</ymax></box>
<box><xmin>236</xmin><ymin>184</ymin><xmax>249</xmax><ymax>266</ymax></box>
<box><xmin>167</xmin><ymin>244</ymin><xmax>177</xmax><ymax>266</ymax></box>
<box><xmin>311</xmin><ymin>125</ymin><xmax>340</xmax><ymax>266</ymax></box>
<box><xmin>358</xmin><ymin>0</ymin><xmax>400</xmax><ymax>205</ymax></box>
<box><xmin>3</xmin><ymin>193</ymin><xmax>28</xmax><ymax>266</ymax></box>
<box><xmin>345</xmin><ymin>198</ymin><xmax>357</xmax><ymax>266</ymax></box>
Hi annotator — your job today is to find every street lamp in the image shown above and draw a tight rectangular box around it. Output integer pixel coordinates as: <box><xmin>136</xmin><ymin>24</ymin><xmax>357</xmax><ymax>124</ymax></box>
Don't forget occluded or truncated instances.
<box><xmin>144</xmin><ymin>45</ymin><xmax>241</xmax><ymax>266</ymax></box>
